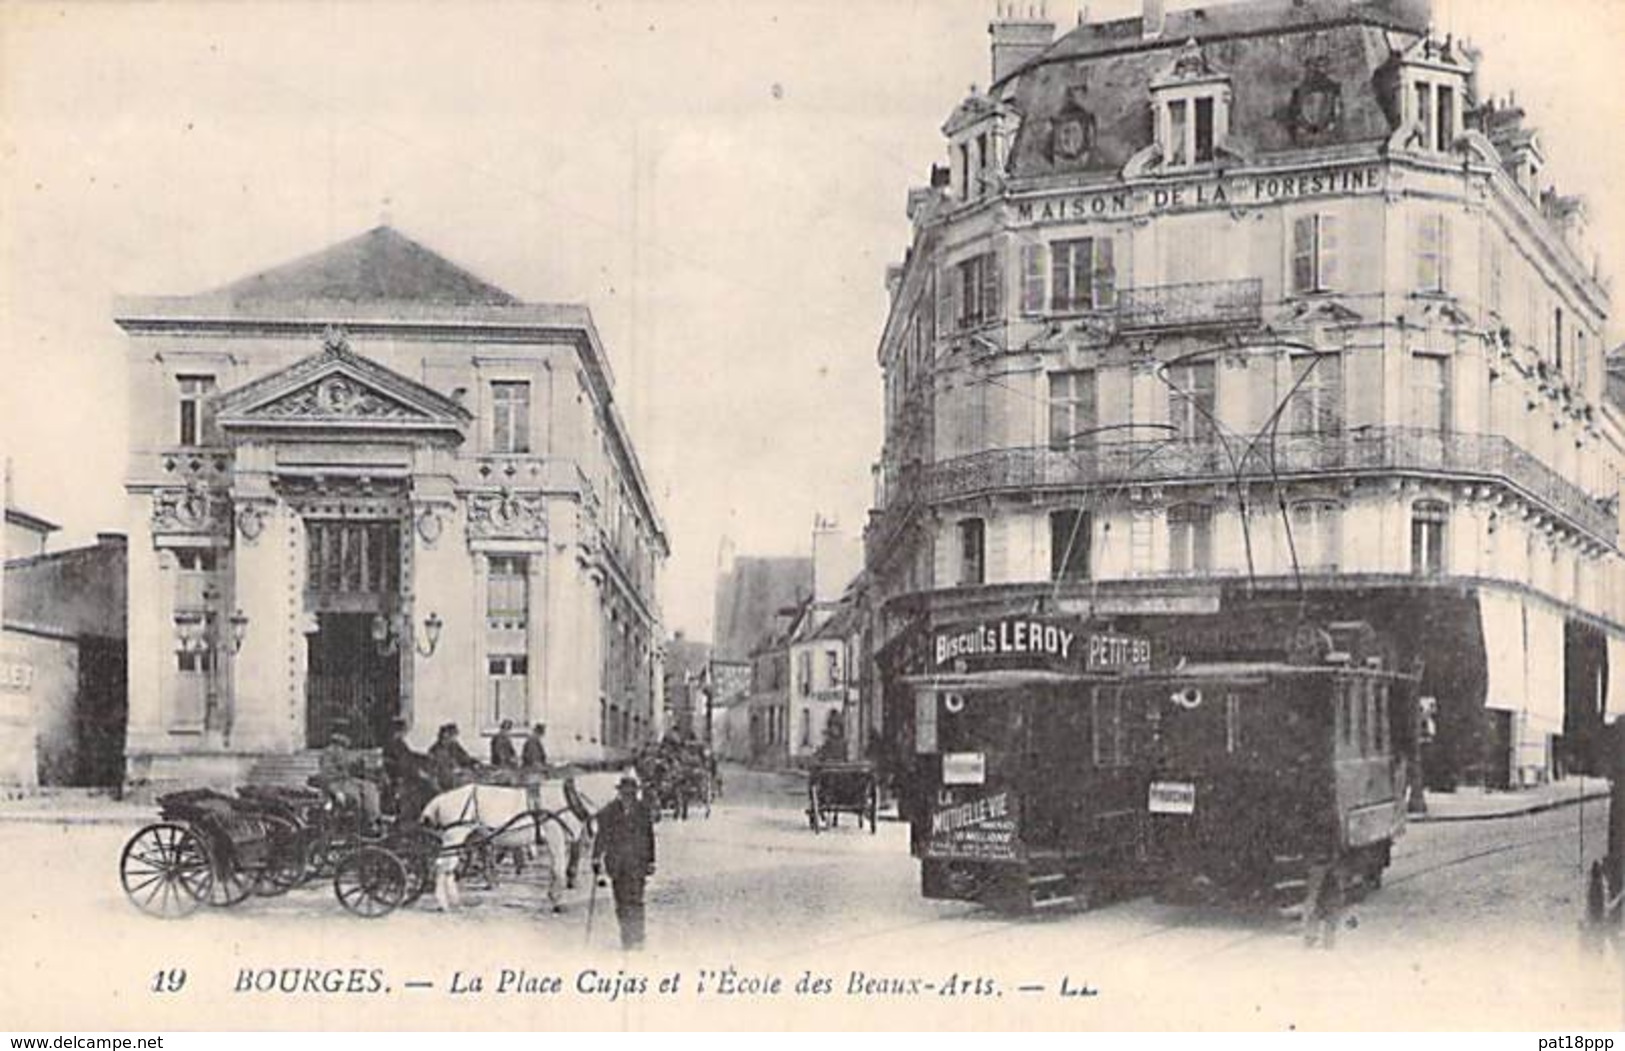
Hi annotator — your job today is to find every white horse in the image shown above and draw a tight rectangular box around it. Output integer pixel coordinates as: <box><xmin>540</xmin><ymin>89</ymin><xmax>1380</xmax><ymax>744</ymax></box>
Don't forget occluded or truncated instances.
<box><xmin>418</xmin><ymin>779</ymin><xmax>594</xmax><ymax>913</ymax></box>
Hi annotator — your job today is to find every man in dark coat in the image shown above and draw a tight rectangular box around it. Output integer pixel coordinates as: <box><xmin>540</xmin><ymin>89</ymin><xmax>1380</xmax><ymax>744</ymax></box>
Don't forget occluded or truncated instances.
<box><xmin>592</xmin><ymin>776</ymin><xmax>656</xmax><ymax>950</ymax></box>
<box><xmin>490</xmin><ymin>718</ymin><xmax>518</xmax><ymax>769</ymax></box>
<box><xmin>521</xmin><ymin>723</ymin><xmax>549</xmax><ymax>771</ymax></box>
<box><xmin>428</xmin><ymin>723</ymin><xmax>478</xmax><ymax>790</ymax></box>
<box><xmin>381</xmin><ymin>719</ymin><xmax>435</xmax><ymax>816</ymax></box>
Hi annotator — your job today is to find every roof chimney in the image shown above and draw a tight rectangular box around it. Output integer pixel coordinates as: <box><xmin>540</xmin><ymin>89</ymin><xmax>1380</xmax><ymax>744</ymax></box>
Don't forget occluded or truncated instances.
<box><xmin>989</xmin><ymin>2</ymin><xmax>1055</xmax><ymax>84</ymax></box>
<box><xmin>1143</xmin><ymin>0</ymin><xmax>1166</xmax><ymax>38</ymax></box>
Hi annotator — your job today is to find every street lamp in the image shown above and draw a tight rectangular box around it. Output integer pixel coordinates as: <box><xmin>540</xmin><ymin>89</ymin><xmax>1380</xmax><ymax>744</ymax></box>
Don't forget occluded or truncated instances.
<box><xmin>417</xmin><ymin>611</ymin><xmax>443</xmax><ymax>657</ymax></box>
<box><xmin>371</xmin><ymin>610</ymin><xmax>444</xmax><ymax>657</ymax></box>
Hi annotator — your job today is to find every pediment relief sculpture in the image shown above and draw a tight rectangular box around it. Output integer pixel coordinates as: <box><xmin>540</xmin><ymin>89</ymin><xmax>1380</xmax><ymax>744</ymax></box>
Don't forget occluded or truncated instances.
<box><xmin>467</xmin><ymin>489</ymin><xmax>547</xmax><ymax>541</ymax></box>
<box><xmin>152</xmin><ymin>483</ymin><xmax>230</xmax><ymax>536</ymax></box>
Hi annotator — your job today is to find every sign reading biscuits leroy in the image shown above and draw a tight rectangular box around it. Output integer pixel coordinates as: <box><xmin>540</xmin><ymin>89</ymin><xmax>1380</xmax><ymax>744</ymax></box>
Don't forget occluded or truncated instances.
<box><xmin>930</xmin><ymin>616</ymin><xmax>1150</xmax><ymax>675</ymax></box>
<box><xmin>926</xmin><ymin>790</ymin><xmax>1020</xmax><ymax>861</ymax></box>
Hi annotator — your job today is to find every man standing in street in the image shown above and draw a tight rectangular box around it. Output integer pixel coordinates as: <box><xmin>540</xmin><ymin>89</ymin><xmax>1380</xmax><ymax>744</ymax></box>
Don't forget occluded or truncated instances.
<box><xmin>521</xmin><ymin>723</ymin><xmax>549</xmax><ymax>771</ymax></box>
<box><xmin>592</xmin><ymin>775</ymin><xmax>656</xmax><ymax>950</ymax></box>
<box><xmin>490</xmin><ymin>718</ymin><xmax>518</xmax><ymax>769</ymax></box>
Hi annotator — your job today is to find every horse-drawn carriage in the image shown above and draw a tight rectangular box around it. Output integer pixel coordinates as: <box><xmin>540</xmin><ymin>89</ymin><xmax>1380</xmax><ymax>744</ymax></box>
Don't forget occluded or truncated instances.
<box><xmin>636</xmin><ymin>747</ymin><xmax>714</xmax><ymax>821</ymax></box>
<box><xmin>805</xmin><ymin>760</ymin><xmax>879</xmax><ymax>834</ymax></box>
<box><xmin>119</xmin><ymin>773</ymin><xmax>596</xmax><ymax>919</ymax></box>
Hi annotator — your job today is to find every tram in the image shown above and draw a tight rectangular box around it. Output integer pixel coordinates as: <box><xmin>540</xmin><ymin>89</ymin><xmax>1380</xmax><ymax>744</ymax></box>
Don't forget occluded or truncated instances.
<box><xmin>891</xmin><ymin>613</ymin><xmax>1420</xmax><ymax>916</ymax></box>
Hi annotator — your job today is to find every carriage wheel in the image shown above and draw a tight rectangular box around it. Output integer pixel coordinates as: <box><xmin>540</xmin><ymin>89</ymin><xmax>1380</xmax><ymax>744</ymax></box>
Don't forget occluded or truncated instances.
<box><xmin>868</xmin><ymin>782</ymin><xmax>879</xmax><ymax>834</ymax></box>
<box><xmin>391</xmin><ymin>826</ymin><xmax>442</xmax><ymax>907</ymax></box>
<box><xmin>334</xmin><ymin>847</ymin><xmax>409</xmax><ymax>918</ymax></box>
<box><xmin>251</xmin><ymin>815</ymin><xmax>307</xmax><ymax>897</ymax></box>
<box><xmin>206</xmin><ymin>846</ymin><xmax>254</xmax><ymax>908</ymax></box>
<box><xmin>120</xmin><ymin>823</ymin><xmax>213</xmax><ymax>918</ymax></box>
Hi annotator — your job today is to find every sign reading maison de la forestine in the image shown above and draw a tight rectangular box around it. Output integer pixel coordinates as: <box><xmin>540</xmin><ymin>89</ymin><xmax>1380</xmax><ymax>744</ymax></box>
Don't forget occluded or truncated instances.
<box><xmin>1011</xmin><ymin>163</ymin><xmax>1385</xmax><ymax>225</ymax></box>
<box><xmin>930</xmin><ymin>617</ymin><xmax>1150</xmax><ymax>675</ymax></box>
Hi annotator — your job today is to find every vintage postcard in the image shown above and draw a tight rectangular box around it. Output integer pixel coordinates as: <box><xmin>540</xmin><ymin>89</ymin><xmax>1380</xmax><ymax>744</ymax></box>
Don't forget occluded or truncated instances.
<box><xmin>1</xmin><ymin>0</ymin><xmax>1624</xmax><ymax>1033</ymax></box>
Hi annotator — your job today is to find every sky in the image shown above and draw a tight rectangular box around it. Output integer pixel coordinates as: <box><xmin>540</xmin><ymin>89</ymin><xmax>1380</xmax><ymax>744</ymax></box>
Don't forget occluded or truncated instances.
<box><xmin>2</xmin><ymin>0</ymin><xmax>1624</xmax><ymax>641</ymax></box>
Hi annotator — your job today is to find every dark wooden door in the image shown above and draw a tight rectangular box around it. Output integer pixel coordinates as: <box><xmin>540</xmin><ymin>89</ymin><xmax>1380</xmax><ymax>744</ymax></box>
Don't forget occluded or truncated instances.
<box><xmin>306</xmin><ymin>613</ymin><xmax>399</xmax><ymax>748</ymax></box>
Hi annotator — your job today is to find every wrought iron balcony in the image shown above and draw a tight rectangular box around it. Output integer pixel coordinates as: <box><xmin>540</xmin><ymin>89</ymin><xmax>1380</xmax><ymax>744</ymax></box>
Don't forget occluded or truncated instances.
<box><xmin>1116</xmin><ymin>279</ymin><xmax>1263</xmax><ymax>332</ymax></box>
<box><xmin>911</xmin><ymin>427</ymin><xmax>1617</xmax><ymax>541</ymax></box>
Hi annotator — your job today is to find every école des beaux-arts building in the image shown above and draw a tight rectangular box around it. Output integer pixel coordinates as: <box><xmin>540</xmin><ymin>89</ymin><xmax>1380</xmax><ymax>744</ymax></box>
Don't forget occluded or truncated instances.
<box><xmin>866</xmin><ymin>0</ymin><xmax>1625</xmax><ymax>788</ymax></box>
<box><xmin>117</xmin><ymin>227</ymin><xmax>667</xmax><ymax>788</ymax></box>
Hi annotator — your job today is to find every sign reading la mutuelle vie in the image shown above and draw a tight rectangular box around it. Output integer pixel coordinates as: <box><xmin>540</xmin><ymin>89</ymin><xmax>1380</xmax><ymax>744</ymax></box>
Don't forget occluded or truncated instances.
<box><xmin>930</xmin><ymin>616</ymin><xmax>1150</xmax><ymax>676</ymax></box>
<box><xmin>1010</xmin><ymin>162</ymin><xmax>1384</xmax><ymax>226</ymax></box>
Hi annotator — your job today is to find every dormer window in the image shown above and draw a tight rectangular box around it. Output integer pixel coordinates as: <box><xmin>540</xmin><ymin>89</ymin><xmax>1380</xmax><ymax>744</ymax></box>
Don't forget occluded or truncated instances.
<box><xmin>942</xmin><ymin>88</ymin><xmax>1014</xmax><ymax>203</ymax></box>
<box><xmin>1151</xmin><ymin>41</ymin><xmax>1230</xmax><ymax>171</ymax></box>
<box><xmin>1392</xmin><ymin>35</ymin><xmax>1472</xmax><ymax>156</ymax></box>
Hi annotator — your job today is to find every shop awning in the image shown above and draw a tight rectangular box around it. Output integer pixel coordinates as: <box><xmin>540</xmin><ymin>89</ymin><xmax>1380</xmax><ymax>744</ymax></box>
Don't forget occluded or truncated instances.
<box><xmin>1609</xmin><ymin>634</ymin><xmax>1625</xmax><ymax>719</ymax></box>
<box><xmin>1480</xmin><ymin>589</ymin><xmax>1528</xmax><ymax>715</ymax></box>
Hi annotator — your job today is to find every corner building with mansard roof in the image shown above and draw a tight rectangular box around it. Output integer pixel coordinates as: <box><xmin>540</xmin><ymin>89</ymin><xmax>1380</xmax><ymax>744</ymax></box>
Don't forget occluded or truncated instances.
<box><xmin>866</xmin><ymin>0</ymin><xmax>1625</xmax><ymax>788</ymax></box>
<box><xmin>117</xmin><ymin>226</ymin><xmax>667</xmax><ymax>789</ymax></box>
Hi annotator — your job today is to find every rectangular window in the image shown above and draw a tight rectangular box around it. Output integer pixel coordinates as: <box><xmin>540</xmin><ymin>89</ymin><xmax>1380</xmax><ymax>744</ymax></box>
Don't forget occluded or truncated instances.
<box><xmin>1488</xmin><ymin>237</ymin><xmax>1504</xmax><ymax>316</ymax></box>
<box><xmin>1166</xmin><ymin>361</ymin><xmax>1216</xmax><ymax>442</ymax></box>
<box><xmin>1129</xmin><ymin>511</ymin><xmax>1153</xmax><ymax>576</ymax></box>
<box><xmin>1415</xmin><ymin>82</ymin><xmax>1434</xmax><ymax>153</ymax></box>
<box><xmin>488</xmin><ymin>655</ymin><xmax>529</xmax><ymax>727</ymax></box>
<box><xmin>1168</xmin><ymin>100</ymin><xmax>1189</xmax><ymax>167</ymax></box>
<box><xmin>825</xmin><ymin>650</ymin><xmax>841</xmax><ymax>687</ymax></box>
<box><xmin>1290</xmin><ymin>501</ymin><xmax>1341</xmax><ymax>573</ymax></box>
<box><xmin>1291</xmin><ymin>214</ymin><xmax>1339</xmax><ymax>294</ymax></box>
<box><xmin>1167</xmin><ymin>503</ymin><xmax>1213</xmax><ymax>574</ymax></box>
<box><xmin>1194</xmin><ymin>97</ymin><xmax>1215</xmax><ymax>163</ymax></box>
<box><xmin>1289</xmin><ymin>353</ymin><xmax>1343</xmax><ymax>435</ymax></box>
<box><xmin>1048</xmin><ymin>369</ymin><xmax>1097</xmax><ymax>450</ymax></box>
<box><xmin>1554</xmin><ymin>307</ymin><xmax>1565</xmax><ymax>371</ymax></box>
<box><xmin>491</xmin><ymin>381</ymin><xmax>531</xmax><ymax>454</ymax></box>
<box><xmin>177</xmin><ymin>375</ymin><xmax>216</xmax><ymax>447</ymax></box>
<box><xmin>957</xmin><ymin>518</ymin><xmax>985</xmax><ymax>586</ymax></box>
<box><xmin>1415</xmin><ymin>212</ymin><xmax>1451</xmax><ymax>294</ymax></box>
<box><xmin>1411</xmin><ymin>501</ymin><xmax>1448</xmax><ymax>576</ymax></box>
<box><xmin>955</xmin><ymin>252</ymin><xmax>1001</xmax><ymax>328</ymax></box>
<box><xmin>487</xmin><ymin>555</ymin><xmax>529</xmax><ymax>624</ymax></box>
<box><xmin>1049</xmin><ymin>509</ymin><xmax>1091</xmax><ymax>582</ymax></box>
<box><xmin>1049</xmin><ymin>238</ymin><xmax>1115</xmax><ymax>313</ymax></box>
<box><xmin>1020</xmin><ymin>243</ymin><xmax>1046</xmax><ymax>315</ymax></box>
<box><xmin>1408</xmin><ymin>353</ymin><xmax>1451</xmax><ymax>432</ymax></box>
<box><xmin>797</xmin><ymin>651</ymin><xmax>812</xmax><ymax>695</ymax></box>
<box><xmin>1435</xmin><ymin>85</ymin><xmax>1454</xmax><ymax>152</ymax></box>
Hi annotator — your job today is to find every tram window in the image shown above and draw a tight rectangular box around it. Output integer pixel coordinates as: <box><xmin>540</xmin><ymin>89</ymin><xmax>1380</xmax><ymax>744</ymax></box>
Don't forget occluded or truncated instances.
<box><xmin>1377</xmin><ymin>683</ymin><xmax>1391</xmax><ymax>752</ymax></box>
<box><xmin>1092</xmin><ymin>688</ymin><xmax>1129</xmax><ymax>767</ymax></box>
<box><xmin>1335</xmin><ymin>687</ymin><xmax>1349</xmax><ymax>751</ymax></box>
<box><xmin>1352</xmin><ymin>682</ymin><xmax>1365</xmax><ymax>756</ymax></box>
<box><xmin>1225</xmin><ymin>693</ymin><xmax>1241</xmax><ymax>754</ymax></box>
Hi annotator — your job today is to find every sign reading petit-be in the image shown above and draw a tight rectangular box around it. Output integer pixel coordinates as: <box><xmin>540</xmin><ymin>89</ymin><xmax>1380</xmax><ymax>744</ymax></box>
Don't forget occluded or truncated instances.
<box><xmin>1010</xmin><ymin>163</ymin><xmax>1385</xmax><ymax>225</ymax></box>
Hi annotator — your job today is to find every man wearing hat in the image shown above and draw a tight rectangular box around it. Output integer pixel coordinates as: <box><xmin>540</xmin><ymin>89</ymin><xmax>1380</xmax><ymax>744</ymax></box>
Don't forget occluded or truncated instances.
<box><xmin>317</xmin><ymin>728</ymin><xmax>381</xmax><ymax>832</ymax></box>
<box><xmin>490</xmin><ymin>718</ymin><xmax>519</xmax><ymax>769</ymax></box>
<box><xmin>592</xmin><ymin>775</ymin><xmax>656</xmax><ymax>950</ymax></box>
<box><xmin>520</xmin><ymin>723</ymin><xmax>550</xmax><ymax>771</ymax></box>
<box><xmin>428</xmin><ymin>722</ymin><xmax>479</xmax><ymax>791</ymax></box>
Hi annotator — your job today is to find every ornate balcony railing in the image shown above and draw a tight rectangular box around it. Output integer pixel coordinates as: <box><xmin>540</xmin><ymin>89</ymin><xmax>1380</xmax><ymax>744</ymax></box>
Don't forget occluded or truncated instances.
<box><xmin>905</xmin><ymin>427</ymin><xmax>1617</xmax><ymax>541</ymax></box>
<box><xmin>1116</xmin><ymin>278</ymin><xmax>1264</xmax><ymax>332</ymax></box>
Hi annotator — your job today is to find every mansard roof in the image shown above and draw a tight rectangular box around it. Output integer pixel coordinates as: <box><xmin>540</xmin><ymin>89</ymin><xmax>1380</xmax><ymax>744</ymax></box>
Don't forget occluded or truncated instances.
<box><xmin>206</xmin><ymin>225</ymin><xmax>519</xmax><ymax>306</ymax></box>
<box><xmin>1000</xmin><ymin>0</ymin><xmax>1434</xmax><ymax>180</ymax></box>
<box><xmin>213</xmin><ymin>329</ymin><xmax>472</xmax><ymax>439</ymax></box>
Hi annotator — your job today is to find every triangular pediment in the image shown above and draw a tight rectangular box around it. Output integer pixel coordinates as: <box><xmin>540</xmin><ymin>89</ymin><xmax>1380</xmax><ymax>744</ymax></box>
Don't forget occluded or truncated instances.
<box><xmin>216</xmin><ymin>329</ymin><xmax>471</xmax><ymax>438</ymax></box>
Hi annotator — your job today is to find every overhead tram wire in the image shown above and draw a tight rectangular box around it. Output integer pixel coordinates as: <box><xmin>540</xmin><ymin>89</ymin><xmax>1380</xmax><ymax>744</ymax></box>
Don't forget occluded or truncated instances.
<box><xmin>1045</xmin><ymin>422</ymin><xmax>1181</xmax><ymax>617</ymax></box>
<box><xmin>1150</xmin><ymin>335</ymin><xmax>1332</xmax><ymax>597</ymax></box>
